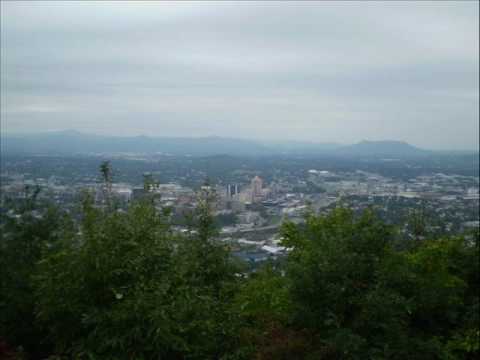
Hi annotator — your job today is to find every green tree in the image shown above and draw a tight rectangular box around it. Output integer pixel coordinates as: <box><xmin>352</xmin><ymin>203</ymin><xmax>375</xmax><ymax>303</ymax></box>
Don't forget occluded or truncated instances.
<box><xmin>33</xmin><ymin>169</ymin><xmax>241</xmax><ymax>359</ymax></box>
<box><xmin>277</xmin><ymin>208</ymin><xmax>479</xmax><ymax>359</ymax></box>
<box><xmin>99</xmin><ymin>161</ymin><xmax>113</xmax><ymax>208</ymax></box>
<box><xmin>232</xmin><ymin>264</ymin><xmax>298</xmax><ymax>360</ymax></box>
<box><xmin>0</xmin><ymin>188</ymin><xmax>69</xmax><ymax>358</ymax></box>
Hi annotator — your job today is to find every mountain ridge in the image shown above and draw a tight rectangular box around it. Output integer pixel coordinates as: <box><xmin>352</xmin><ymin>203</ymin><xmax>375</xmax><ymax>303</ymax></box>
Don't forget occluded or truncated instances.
<box><xmin>0</xmin><ymin>130</ymin><xmax>441</xmax><ymax>157</ymax></box>
<box><xmin>337</xmin><ymin>140</ymin><xmax>430</xmax><ymax>157</ymax></box>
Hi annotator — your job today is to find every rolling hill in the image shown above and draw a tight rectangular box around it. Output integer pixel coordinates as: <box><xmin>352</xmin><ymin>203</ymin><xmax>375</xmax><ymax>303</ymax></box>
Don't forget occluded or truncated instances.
<box><xmin>1</xmin><ymin>131</ymin><xmax>433</xmax><ymax>158</ymax></box>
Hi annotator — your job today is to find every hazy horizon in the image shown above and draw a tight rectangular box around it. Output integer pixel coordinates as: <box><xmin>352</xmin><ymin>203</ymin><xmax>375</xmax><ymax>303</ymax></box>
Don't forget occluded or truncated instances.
<box><xmin>4</xmin><ymin>128</ymin><xmax>480</xmax><ymax>153</ymax></box>
<box><xmin>1</xmin><ymin>1</ymin><xmax>479</xmax><ymax>150</ymax></box>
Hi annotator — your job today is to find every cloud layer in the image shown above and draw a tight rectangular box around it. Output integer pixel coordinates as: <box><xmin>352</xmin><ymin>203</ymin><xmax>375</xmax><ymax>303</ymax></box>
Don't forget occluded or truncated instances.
<box><xmin>1</xmin><ymin>1</ymin><xmax>478</xmax><ymax>149</ymax></box>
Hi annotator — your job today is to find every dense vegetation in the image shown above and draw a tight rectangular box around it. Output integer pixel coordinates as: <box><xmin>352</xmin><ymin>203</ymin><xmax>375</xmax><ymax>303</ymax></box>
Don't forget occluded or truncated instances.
<box><xmin>1</xmin><ymin>168</ymin><xmax>478</xmax><ymax>359</ymax></box>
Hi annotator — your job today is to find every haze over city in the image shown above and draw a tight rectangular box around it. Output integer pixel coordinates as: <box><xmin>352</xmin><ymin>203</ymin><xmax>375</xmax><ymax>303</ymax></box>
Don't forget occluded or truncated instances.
<box><xmin>1</xmin><ymin>1</ymin><xmax>478</xmax><ymax>150</ymax></box>
<box><xmin>1</xmin><ymin>2</ymin><xmax>480</xmax><ymax>359</ymax></box>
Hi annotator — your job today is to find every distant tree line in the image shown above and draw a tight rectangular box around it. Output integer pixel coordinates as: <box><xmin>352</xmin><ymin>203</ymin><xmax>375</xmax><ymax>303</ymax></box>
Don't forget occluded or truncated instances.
<box><xmin>0</xmin><ymin>163</ymin><xmax>478</xmax><ymax>359</ymax></box>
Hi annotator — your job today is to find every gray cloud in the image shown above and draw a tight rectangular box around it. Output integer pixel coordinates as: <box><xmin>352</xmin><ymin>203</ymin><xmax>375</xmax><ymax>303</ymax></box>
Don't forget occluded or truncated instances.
<box><xmin>1</xmin><ymin>1</ymin><xmax>478</xmax><ymax>150</ymax></box>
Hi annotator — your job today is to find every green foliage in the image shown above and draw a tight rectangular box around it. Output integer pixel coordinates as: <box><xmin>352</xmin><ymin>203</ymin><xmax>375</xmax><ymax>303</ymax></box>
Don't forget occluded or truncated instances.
<box><xmin>214</xmin><ymin>212</ymin><xmax>238</xmax><ymax>227</ymax></box>
<box><xmin>292</xmin><ymin>180</ymin><xmax>326</xmax><ymax>194</ymax></box>
<box><xmin>33</xmin><ymin>193</ymin><xmax>239</xmax><ymax>359</ymax></box>
<box><xmin>234</xmin><ymin>265</ymin><xmax>291</xmax><ymax>324</ymax></box>
<box><xmin>99</xmin><ymin>161</ymin><xmax>113</xmax><ymax>209</ymax></box>
<box><xmin>229</xmin><ymin>265</ymin><xmax>296</xmax><ymax>359</ymax></box>
<box><xmin>99</xmin><ymin>161</ymin><xmax>112</xmax><ymax>185</ymax></box>
<box><xmin>142</xmin><ymin>172</ymin><xmax>158</xmax><ymax>192</ymax></box>
<box><xmin>1</xmin><ymin>169</ymin><xmax>478</xmax><ymax>359</ymax></box>
<box><xmin>0</xmin><ymin>188</ymin><xmax>70</xmax><ymax>357</ymax></box>
<box><xmin>276</xmin><ymin>208</ymin><xmax>479</xmax><ymax>359</ymax></box>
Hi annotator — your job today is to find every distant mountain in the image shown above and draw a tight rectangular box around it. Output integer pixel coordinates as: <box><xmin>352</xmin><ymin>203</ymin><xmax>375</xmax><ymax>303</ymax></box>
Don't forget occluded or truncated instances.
<box><xmin>337</xmin><ymin>140</ymin><xmax>430</xmax><ymax>157</ymax></box>
<box><xmin>1</xmin><ymin>131</ymin><xmax>431</xmax><ymax>158</ymax></box>
<box><xmin>262</xmin><ymin>141</ymin><xmax>341</xmax><ymax>155</ymax></box>
<box><xmin>1</xmin><ymin>131</ymin><xmax>271</xmax><ymax>156</ymax></box>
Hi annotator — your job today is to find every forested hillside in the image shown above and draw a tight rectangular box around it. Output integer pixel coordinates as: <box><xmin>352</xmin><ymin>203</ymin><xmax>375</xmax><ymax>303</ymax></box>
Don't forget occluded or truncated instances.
<box><xmin>1</xmin><ymin>167</ymin><xmax>478</xmax><ymax>360</ymax></box>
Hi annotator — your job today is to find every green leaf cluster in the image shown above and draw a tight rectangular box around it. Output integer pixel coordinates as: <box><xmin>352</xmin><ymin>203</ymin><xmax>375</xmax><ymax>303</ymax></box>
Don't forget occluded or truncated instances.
<box><xmin>1</xmin><ymin>180</ymin><xmax>478</xmax><ymax>359</ymax></box>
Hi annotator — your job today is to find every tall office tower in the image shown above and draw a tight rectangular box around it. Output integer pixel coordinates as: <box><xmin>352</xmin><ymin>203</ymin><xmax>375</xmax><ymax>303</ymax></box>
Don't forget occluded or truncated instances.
<box><xmin>251</xmin><ymin>176</ymin><xmax>263</xmax><ymax>202</ymax></box>
<box><xmin>227</xmin><ymin>184</ymin><xmax>239</xmax><ymax>198</ymax></box>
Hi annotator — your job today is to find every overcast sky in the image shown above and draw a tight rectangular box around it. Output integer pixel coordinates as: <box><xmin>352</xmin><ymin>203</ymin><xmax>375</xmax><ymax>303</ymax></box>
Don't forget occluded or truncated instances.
<box><xmin>1</xmin><ymin>1</ymin><xmax>478</xmax><ymax>150</ymax></box>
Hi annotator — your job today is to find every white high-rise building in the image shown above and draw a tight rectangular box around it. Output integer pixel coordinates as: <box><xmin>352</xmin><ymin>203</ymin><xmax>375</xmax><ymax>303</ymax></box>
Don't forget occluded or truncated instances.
<box><xmin>227</xmin><ymin>184</ymin><xmax>239</xmax><ymax>198</ymax></box>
